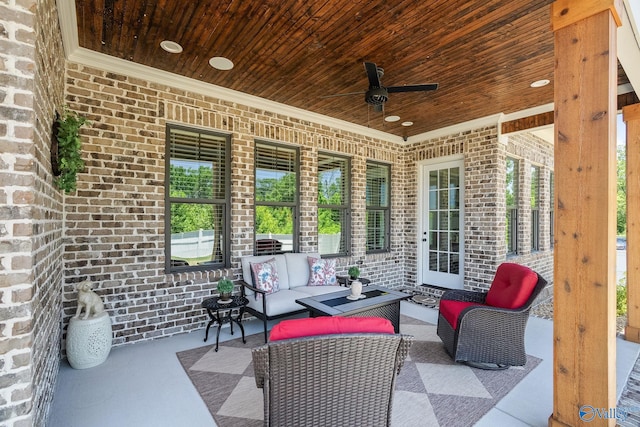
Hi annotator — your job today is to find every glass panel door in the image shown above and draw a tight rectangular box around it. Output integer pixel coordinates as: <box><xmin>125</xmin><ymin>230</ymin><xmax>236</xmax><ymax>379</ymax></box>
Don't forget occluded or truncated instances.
<box><xmin>422</xmin><ymin>160</ymin><xmax>464</xmax><ymax>289</ymax></box>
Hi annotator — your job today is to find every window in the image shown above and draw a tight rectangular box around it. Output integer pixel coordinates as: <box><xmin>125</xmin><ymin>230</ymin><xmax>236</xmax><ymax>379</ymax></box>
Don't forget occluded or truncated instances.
<box><xmin>366</xmin><ymin>161</ymin><xmax>390</xmax><ymax>253</ymax></box>
<box><xmin>254</xmin><ymin>142</ymin><xmax>299</xmax><ymax>255</ymax></box>
<box><xmin>318</xmin><ymin>153</ymin><xmax>350</xmax><ymax>256</ymax></box>
<box><xmin>550</xmin><ymin>171</ymin><xmax>554</xmax><ymax>248</ymax></box>
<box><xmin>166</xmin><ymin>125</ymin><xmax>230</xmax><ymax>272</ymax></box>
<box><xmin>531</xmin><ymin>165</ymin><xmax>540</xmax><ymax>251</ymax></box>
<box><xmin>506</xmin><ymin>158</ymin><xmax>518</xmax><ymax>255</ymax></box>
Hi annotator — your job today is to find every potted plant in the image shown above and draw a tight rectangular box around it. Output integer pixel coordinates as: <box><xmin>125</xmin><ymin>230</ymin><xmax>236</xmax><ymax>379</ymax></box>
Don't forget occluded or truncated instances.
<box><xmin>51</xmin><ymin>108</ymin><xmax>88</xmax><ymax>194</ymax></box>
<box><xmin>348</xmin><ymin>266</ymin><xmax>360</xmax><ymax>280</ymax></box>
<box><xmin>217</xmin><ymin>277</ymin><xmax>234</xmax><ymax>302</ymax></box>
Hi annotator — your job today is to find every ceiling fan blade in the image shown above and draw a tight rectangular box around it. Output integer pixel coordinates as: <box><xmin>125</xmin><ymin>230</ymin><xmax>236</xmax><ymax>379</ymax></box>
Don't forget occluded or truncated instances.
<box><xmin>387</xmin><ymin>83</ymin><xmax>439</xmax><ymax>93</ymax></box>
<box><xmin>364</xmin><ymin>62</ymin><xmax>381</xmax><ymax>88</ymax></box>
<box><xmin>320</xmin><ymin>91</ymin><xmax>366</xmax><ymax>99</ymax></box>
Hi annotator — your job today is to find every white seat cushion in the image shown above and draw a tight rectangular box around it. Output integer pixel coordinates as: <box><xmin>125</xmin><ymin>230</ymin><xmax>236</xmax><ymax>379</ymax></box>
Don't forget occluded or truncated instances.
<box><xmin>246</xmin><ymin>289</ymin><xmax>308</xmax><ymax>317</ymax></box>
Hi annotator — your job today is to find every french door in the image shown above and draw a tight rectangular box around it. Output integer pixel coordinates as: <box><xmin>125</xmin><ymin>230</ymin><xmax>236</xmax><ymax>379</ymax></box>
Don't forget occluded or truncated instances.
<box><xmin>420</xmin><ymin>159</ymin><xmax>464</xmax><ymax>289</ymax></box>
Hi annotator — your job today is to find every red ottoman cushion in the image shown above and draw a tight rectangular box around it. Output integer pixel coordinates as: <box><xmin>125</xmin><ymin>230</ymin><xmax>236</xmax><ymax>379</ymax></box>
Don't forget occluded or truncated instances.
<box><xmin>269</xmin><ymin>316</ymin><xmax>394</xmax><ymax>341</ymax></box>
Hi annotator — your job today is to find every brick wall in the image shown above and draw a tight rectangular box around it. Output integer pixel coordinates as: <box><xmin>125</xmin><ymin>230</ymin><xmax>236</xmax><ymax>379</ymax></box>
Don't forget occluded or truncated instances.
<box><xmin>0</xmin><ymin>0</ymin><xmax>66</xmax><ymax>425</ymax></box>
<box><xmin>62</xmin><ymin>64</ymin><xmax>407</xmax><ymax>348</ymax></box>
<box><xmin>404</xmin><ymin>127</ymin><xmax>554</xmax><ymax>292</ymax></box>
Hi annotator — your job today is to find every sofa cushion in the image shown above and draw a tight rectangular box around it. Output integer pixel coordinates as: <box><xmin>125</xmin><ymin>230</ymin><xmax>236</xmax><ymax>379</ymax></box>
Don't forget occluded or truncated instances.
<box><xmin>250</xmin><ymin>258</ymin><xmax>280</xmax><ymax>296</ymax></box>
<box><xmin>241</xmin><ymin>254</ymin><xmax>289</xmax><ymax>291</ymax></box>
<box><xmin>269</xmin><ymin>316</ymin><xmax>395</xmax><ymax>341</ymax></box>
<box><xmin>439</xmin><ymin>300</ymin><xmax>484</xmax><ymax>330</ymax></box>
<box><xmin>246</xmin><ymin>289</ymin><xmax>309</xmax><ymax>317</ymax></box>
<box><xmin>285</xmin><ymin>252</ymin><xmax>320</xmax><ymax>288</ymax></box>
<box><xmin>307</xmin><ymin>257</ymin><xmax>337</xmax><ymax>286</ymax></box>
<box><xmin>485</xmin><ymin>263</ymin><xmax>539</xmax><ymax>309</ymax></box>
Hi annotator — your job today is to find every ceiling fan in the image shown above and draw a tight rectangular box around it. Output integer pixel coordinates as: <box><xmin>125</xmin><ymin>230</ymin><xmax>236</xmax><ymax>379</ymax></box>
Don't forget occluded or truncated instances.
<box><xmin>324</xmin><ymin>62</ymin><xmax>439</xmax><ymax>112</ymax></box>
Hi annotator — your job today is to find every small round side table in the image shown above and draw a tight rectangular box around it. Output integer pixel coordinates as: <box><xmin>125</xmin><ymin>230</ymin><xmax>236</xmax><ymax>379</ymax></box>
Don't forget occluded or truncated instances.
<box><xmin>202</xmin><ymin>295</ymin><xmax>249</xmax><ymax>352</ymax></box>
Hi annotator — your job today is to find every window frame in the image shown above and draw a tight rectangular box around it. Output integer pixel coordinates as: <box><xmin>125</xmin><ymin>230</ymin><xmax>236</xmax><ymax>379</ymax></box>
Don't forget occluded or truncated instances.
<box><xmin>531</xmin><ymin>165</ymin><xmax>541</xmax><ymax>251</ymax></box>
<box><xmin>317</xmin><ymin>152</ymin><xmax>351</xmax><ymax>257</ymax></box>
<box><xmin>549</xmin><ymin>171</ymin><xmax>554</xmax><ymax>248</ymax></box>
<box><xmin>366</xmin><ymin>161</ymin><xmax>391</xmax><ymax>254</ymax></box>
<box><xmin>506</xmin><ymin>157</ymin><xmax>519</xmax><ymax>255</ymax></box>
<box><xmin>254</xmin><ymin>140</ymin><xmax>300</xmax><ymax>255</ymax></box>
<box><xmin>164</xmin><ymin>124</ymin><xmax>231</xmax><ymax>273</ymax></box>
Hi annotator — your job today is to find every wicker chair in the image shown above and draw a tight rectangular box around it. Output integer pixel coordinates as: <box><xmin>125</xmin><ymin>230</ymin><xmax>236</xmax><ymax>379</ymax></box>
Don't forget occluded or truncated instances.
<box><xmin>252</xmin><ymin>332</ymin><xmax>413</xmax><ymax>426</ymax></box>
<box><xmin>436</xmin><ymin>263</ymin><xmax>547</xmax><ymax>369</ymax></box>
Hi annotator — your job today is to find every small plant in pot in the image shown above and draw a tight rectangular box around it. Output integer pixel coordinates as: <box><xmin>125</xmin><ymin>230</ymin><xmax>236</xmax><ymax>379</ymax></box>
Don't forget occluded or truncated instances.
<box><xmin>217</xmin><ymin>277</ymin><xmax>234</xmax><ymax>302</ymax></box>
<box><xmin>348</xmin><ymin>266</ymin><xmax>360</xmax><ymax>281</ymax></box>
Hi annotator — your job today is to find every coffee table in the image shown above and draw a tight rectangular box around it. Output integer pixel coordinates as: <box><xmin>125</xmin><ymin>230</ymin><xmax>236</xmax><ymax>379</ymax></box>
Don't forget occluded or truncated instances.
<box><xmin>295</xmin><ymin>285</ymin><xmax>410</xmax><ymax>333</ymax></box>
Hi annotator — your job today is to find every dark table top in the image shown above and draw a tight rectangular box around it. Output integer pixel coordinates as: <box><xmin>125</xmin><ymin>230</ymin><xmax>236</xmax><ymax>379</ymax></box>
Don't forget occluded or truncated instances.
<box><xmin>202</xmin><ymin>295</ymin><xmax>248</xmax><ymax>311</ymax></box>
<box><xmin>295</xmin><ymin>285</ymin><xmax>410</xmax><ymax>316</ymax></box>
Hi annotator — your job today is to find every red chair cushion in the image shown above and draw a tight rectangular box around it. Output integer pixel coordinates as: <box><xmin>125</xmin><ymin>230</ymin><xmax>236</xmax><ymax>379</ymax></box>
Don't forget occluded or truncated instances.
<box><xmin>269</xmin><ymin>316</ymin><xmax>394</xmax><ymax>341</ymax></box>
<box><xmin>485</xmin><ymin>263</ymin><xmax>539</xmax><ymax>309</ymax></box>
<box><xmin>439</xmin><ymin>300</ymin><xmax>483</xmax><ymax>330</ymax></box>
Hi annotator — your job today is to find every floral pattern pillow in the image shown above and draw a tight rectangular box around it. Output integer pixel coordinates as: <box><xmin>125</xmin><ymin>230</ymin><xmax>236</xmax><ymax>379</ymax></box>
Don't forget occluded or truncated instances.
<box><xmin>250</xmin><ymin>258</ymin><xmax>280</xmax><ymax>297</ymax></box>
<box><xmin>307</xmin><ymin>257</ymin><xmax>337</xmax><ymax>286</ymax></box>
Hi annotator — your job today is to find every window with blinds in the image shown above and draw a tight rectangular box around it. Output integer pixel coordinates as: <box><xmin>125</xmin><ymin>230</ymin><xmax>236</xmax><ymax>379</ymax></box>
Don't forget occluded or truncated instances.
<box><xmin>366</xmin><ymin>161</ymin><xmax>390</xmax><ymax>253</ymax></box>
<box><xmin>531</xmin><ymin>165</ymin><xmax>540</xmax><ymax>251</ymax></box>
<box><xmin>318</xmin><ymin>153</ymin><xmax>350</xmax><ymax>256</ymax></box>
<box><xmin>166</xmin><ymin>125</ymin><xmax>230</xmax><ymax>272</ymax></box>
<box><xmin>506</xmin><ymin>157</ymin><xmax>519</xmax><ymax>255</ymax></box>
<box><xmin>254</xmin><ymin>141</ymin><xmax>299</xmax><ymax>255</ymax></box>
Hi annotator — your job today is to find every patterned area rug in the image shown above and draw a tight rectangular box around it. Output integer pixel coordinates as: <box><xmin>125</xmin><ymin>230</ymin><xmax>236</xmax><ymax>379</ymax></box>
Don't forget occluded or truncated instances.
<box><xmin>177</xmin><ymin>315</ymin><xmax>541</xmax><ymax>427</ymax></box>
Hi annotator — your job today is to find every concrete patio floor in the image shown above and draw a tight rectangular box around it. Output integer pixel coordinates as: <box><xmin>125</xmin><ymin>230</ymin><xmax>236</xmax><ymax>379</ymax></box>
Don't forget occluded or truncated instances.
<box><xmin>47</xmin><ymin>301</ymin><xmax>640</xmax><ymax>427</ymax></box>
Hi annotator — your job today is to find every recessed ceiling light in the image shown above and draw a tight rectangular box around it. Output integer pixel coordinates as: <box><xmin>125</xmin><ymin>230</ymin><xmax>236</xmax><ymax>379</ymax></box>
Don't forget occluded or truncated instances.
<box><xmin>401</xmin><ymin>121</ymin><xmax>414</xmax><ymax>127</ymax></box>
<box><xmin>385</xmin><ymin>115</ymin><xmax>400</xmax><ymax>122</ymax></box>
<box><xmin>209</xmin><ymin>57</ymin><xmax>234</xmax><ymax>70</ymax></box>
<box><xmin>530</xmin><ymin>79</ymin><xmax>550</xmax><ymax>88</ymax></box>
<box><xmin>160</xmin><ymin>40</ymin><xmax>183</xmax><ymax>54</ymax></box>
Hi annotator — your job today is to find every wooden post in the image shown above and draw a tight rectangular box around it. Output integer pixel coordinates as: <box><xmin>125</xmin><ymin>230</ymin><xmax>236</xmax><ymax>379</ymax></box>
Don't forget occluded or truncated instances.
<box><xmin>550</xmin><ymin>1</ymin><xmax>621</xmax><ymax>426</ymax></box>
<box><xmin>624</xmin><ymin>104</ymin><xmax>640</xmax><ymax>343</ymax></box>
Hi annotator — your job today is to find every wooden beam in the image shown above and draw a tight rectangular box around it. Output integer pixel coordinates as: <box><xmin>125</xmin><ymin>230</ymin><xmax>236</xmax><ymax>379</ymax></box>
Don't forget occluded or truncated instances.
<box><xmin>501</xmin><ymin>92</ymin><xmax>638</xmax><ymax>135</ymax></box>
<box><xmin>624</xmin><ymin>103</ymin><xmax>640</xmax><ymax>343</ymax></box>
<box><xmin>550</xmin><ymin>0</ymin><xmax>621</xmax><ymax>426</ymax></box>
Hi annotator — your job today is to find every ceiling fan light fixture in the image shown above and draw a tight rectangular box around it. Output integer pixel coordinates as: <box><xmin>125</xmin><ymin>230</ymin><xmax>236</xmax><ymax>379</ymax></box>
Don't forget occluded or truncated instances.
<box><xmin>530</xmin><ymin>79</ymin><xmax>550</xmax><ymax>88</ymax></box>
<box><xmin>160</xmin><ymin>40</ymin><xmax>183</xmax><ymax>54</ymax></box>
<box><xmin>385</xmin><ymin>115</ymin><xmax>400</xmax><ymax>122</ymax></box>
<box><xmin>209</xmin><ymin>56</ymin><xmax>234</xmax><ymax>70</ymax></box>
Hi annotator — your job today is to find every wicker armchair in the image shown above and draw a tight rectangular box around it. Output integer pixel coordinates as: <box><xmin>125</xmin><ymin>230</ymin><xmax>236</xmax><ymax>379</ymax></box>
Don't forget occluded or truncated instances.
<box><xmin>436</xmin><ymin>263</ymin><xmax>547</xmax><ymax>369</ymax></box>
<box><xmin>252</xmin><ymin>332</ymin><xmax>413</xmax><ymax>426</ymax></box>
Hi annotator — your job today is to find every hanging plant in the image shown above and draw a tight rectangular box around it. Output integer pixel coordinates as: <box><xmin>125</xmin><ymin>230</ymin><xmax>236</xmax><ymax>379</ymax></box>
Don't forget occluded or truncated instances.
<box><xmin>51</xmin><ymin>108</ymin><xmax>88</xmax><ymax>193</ymax></box>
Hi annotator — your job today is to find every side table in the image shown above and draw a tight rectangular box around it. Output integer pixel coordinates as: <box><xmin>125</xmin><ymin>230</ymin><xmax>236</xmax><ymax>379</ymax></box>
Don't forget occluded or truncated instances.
<box><xmin>336</xmin><ymin>276</ymin><xmax>371</xmax><ymax>287</ymax></box>
<box><xmin>202</xmin><ymin>295</ymin><xmax>249</xmax><ymax>352</ymax></box>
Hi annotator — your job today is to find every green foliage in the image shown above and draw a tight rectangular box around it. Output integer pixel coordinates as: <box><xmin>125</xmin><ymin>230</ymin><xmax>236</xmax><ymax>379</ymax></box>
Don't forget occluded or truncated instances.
<box><xmin>617</xmin><ymin>146</ymin><xmax>627</xmax><ymax>235</ymax></box>
<box><xmin>348</xmin><ymin>266</ymin><xmax>360</xmax><ymax>279</ymax></box>
<box><xmin>54</xmin><ymin>109</ymin><xmax>88</xmax><ymax>193</ymax></box>
<box><xmin>217</xmin><ymin>277</ymin><xmax>234</xmax><ymax>293</ymax></box>
<box><xmin>617</xmin><ymin>272</ymin><xmax>627</xmax><ymax>317</ymax></box>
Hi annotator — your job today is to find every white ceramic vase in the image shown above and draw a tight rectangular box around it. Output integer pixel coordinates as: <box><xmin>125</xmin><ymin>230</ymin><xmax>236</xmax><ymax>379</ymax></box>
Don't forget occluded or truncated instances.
<box><xmin>350</xmin><ymin>280</ymin><xmax>362</xmax><ymax>298</ymax></box>
<box><xmin>66</xmin><ymin>312</ymin><xmax>112</xmax><ymax>369</ymax></box>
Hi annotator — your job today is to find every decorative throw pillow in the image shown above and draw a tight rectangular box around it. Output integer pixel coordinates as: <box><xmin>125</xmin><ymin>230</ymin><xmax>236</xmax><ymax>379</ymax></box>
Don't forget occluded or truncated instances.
<box><xmin>307</xmin><ymin>257</ymin><xmax>337</xmax><ymax>286</ymax></box>
<box><xmin>250</xmin><ymin>258</ymin><xmax>280</xmax><ymax>298</ymax></box>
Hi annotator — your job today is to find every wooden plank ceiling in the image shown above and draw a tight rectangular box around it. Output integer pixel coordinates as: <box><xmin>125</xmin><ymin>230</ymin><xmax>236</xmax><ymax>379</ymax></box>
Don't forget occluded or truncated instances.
<box><xmin>74</xmin><ymin>0</ymin><xmax>631</xmax><ymax>138</ymax></box>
